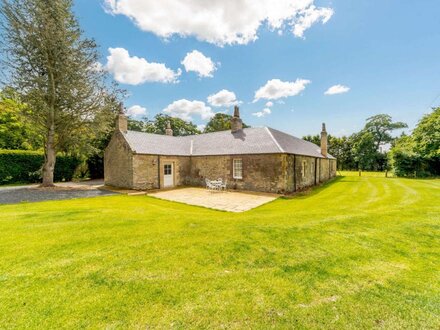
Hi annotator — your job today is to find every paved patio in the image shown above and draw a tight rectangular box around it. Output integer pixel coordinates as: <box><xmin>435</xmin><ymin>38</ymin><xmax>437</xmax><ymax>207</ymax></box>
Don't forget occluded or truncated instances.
<box><xmin>148</xmin><ymin>187</ymin><xmax>279</xmax><ymax>212</ymax></box>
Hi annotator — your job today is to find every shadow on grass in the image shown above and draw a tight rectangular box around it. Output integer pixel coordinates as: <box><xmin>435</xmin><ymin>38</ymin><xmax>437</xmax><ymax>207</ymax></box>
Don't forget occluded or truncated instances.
<box><xmin>280</xmin><ymin>176</ymin><xmax>344</xmax><ymax>200</ymax></box>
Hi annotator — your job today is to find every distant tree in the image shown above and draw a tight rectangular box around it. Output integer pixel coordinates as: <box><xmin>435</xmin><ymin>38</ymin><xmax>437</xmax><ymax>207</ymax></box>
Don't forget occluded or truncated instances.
<box><xmin>328</xmin><ymin>136</ymin><xmax>356</xmax><ymax>170</ymax></box>
<box><xmin>0</xmin><ymin>0</ymin><xmax>121</xmax><ymax>186</ymax></box>
<box><xmin>302</xmin><ymin>134</ymin><xmax>320</xmax><ymax>146</ymax></box>
<box><xmin>351</xmin><ymin>130</ymin><xmax>377</xmax><ymax>170</ymax></box>
<box><xmin>128</xmin><ymin>118</ymin><xmax>148</xmax><ymax>132</ymax></box>
<box><xmin>0</xmin><ymin>88</ymin><xmax>42</xmax><ymax>150</ymax></box>
<box><xmin>303</xmin><ymin>134</ymin><xmax>357</xmax><ymax>170</ymax></box>
<box><xmin>412</xmin><ymin>107</ymin><xmax>440</xmax><ymax>159</ymax></box>
<box><xmin>204</xmin><ymin>113</ymin><xmax>250</xmax><ymax>133</ymax></box>
<box><xmin>130</xmin><ymin>114</ymin><xmax>201</xmax><ymax>136</ymax></box>
<box><xmin>364</xmin><ymin>114</ymin><xmax>407</xmax><ymax>150</ymax></box>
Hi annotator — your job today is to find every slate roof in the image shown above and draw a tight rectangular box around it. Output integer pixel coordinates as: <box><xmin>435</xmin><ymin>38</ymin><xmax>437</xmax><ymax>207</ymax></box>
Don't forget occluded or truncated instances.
<box><xmin>122</xmin><ymin>127</ymin><xmax>335</xmax><ymax>159</ymax></box>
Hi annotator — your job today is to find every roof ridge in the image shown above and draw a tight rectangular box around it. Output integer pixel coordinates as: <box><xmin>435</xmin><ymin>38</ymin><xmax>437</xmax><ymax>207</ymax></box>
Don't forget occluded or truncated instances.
<box><xmin>265</xmin><ymin>127</ymin><xmax>285</xmax><ymax>153</ymax></box>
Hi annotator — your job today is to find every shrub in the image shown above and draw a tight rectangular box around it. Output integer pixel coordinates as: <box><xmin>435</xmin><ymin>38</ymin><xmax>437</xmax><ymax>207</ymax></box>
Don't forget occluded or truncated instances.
<box><xmin>0</xmin><ymin>149</ymin><xmax>80</xmax><ymax>184</ymax></box>
<box><xmin>87</xmin><ymin>154</ymin><xmax>104</xmax><ymax>179</ymax></box>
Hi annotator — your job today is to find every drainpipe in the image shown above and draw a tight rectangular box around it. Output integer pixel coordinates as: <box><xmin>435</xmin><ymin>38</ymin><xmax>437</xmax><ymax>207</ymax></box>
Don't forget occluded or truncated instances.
<box><xmin>293</xmin><ymin>155</ymin><xmax>296</xmax><ymax>192</ymax></box>
<box><xmin>157</xmin><ymin>155</ymin><xmax>161</xmax><ymax>189</ymax></box>
<box><xmin>314</xmin><ymin>157</ymin><xmax>318</xmax><ymax>185</ymax></box>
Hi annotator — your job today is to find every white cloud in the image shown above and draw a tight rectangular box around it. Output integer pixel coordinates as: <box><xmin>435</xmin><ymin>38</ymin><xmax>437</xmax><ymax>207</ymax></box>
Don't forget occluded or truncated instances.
<box><xmin>105</xmin><ymin>47</ymin><xmax>181</xmax><ymax>85</ymax></box>
<box><xmin>181</xmin><ymin>50</ymin><xmax>217</xmax><ymax>78</ymax></box>
<box><xmin>252</xmin><ymin>108</ymin><xmax>272</xmax><ymax>117</ymax></box>
<box><xmin>254</xmin><ymin>78</ymin><xmax>311</xmax><ymax>101</ymax></box>
<box><xmin>207</xmin><ymin>89</ymin><xmax>238</xmax><ymax>107</ymax></box>
<box><xmin>265</xmin><ymin>101</ymin><xmax>274</xmax><ymax>107</ymax></box>
<box><xmin>197</xmin><ymin>124</ymin><xmax>206</xmax><ymax>132</ymax></box>
<box><xmin>105</xmin><ymin>0</ymin><xmax>333</xmax><ymax>46</ymax></box>
<box><xmin>126</xmin><ymin>105</ymin><xmax>147</xmax><ymax>117</ymax></box>
<box><xmin>163</xmin><ymin>99</ymin><xmax>214</xmax><ymax>121</ymax></box>
<box><xmin>292</xmin><ymin>5</ymin><xmax>333</xmax><ymax>38</ymax></box>
<box><xmin>324</xmin><ymin>84</ymin><xmax>350</xmax><ymax>95</ymax></box>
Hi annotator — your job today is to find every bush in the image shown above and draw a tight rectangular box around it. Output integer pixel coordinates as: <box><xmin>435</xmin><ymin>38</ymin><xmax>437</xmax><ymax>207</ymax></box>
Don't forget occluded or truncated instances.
<box><xmin>0</xmin><ymin>149</ymin><xmax>80</xmax><ymax>184</ymax></box>
<box><xmin>87</xmin><ymin>154</ymin><xmax>104</xmax><ymax>179</ymax></box>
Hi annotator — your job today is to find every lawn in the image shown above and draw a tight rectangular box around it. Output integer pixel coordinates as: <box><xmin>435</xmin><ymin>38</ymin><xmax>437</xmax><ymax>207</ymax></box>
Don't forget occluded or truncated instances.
<box><xmin>0</xmin><ymin>175</ymin><xmax>439</xmax><ymax>329</ymax></box>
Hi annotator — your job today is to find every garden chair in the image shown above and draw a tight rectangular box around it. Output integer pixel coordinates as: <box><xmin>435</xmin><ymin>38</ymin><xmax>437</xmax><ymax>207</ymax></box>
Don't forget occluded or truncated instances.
<box><xmin>219</xmin><ymin>179</ymin><xmax>227</xmax><ymax>191</ymax></box>
<box><xmin>205</xmin><ymin>178</ymin><xmax>218</xmax><ymax>191</ymax></box>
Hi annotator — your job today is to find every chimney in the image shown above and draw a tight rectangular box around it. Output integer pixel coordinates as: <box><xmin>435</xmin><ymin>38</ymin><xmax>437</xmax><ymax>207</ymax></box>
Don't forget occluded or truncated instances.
<box><xmin>165</xmin><ymin>121</ymin><xmax>173</xmax><ymax>136</ymax></box>
<box><xmin>231</xmin><ymin>105</ymin><xmax>243</xmax><ymax>133</ymax></box>
<box><xmin>116</xmin><ymin>102</ymin><xmax>127</xmax><ymax>133</ymax></box>
<box><xmin>320</xmin><ymin>123</ymin><xmax>328</xmax><ymax>157</ymax></box>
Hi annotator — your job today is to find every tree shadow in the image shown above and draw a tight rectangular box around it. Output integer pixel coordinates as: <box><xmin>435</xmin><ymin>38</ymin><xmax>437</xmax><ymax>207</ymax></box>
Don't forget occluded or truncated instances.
<box><xmin>280</xmin><ymin>176</ymin><xmax>345</xmax><ymax>200</ymax></box>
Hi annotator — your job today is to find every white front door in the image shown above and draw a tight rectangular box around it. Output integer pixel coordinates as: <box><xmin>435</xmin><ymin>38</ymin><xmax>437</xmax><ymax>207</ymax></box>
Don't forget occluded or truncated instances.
<box><xmin>163</xmin><ymin>163</ymin><xmax>174</xmax><ymax>188</ymax></box>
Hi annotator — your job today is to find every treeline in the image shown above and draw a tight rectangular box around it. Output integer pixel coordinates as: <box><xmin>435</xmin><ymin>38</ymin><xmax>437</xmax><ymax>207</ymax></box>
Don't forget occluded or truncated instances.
<box><xmin>303</xmin><ymin>110</ymin><xmax>439</xmax><ymax>177</ymax></box>
<box><xmin>127</xmin><ymin>113</ymin><xmax>249</xmax><ymax>136</ymax></box>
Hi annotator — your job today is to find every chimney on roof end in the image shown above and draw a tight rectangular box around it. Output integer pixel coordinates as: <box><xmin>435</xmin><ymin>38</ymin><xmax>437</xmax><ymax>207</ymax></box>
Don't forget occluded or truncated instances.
<box><xmin>321</xmin><ymin>123</ymin><xmax>328</xmax><ymax>157</ymax></box>
<box><xmin>116</xmin><ymin>102</ymin><xmax>127</xmax><ymax>133</ymax></box>
<box><xmin>165</xmin><ymin>121</ymin><xmax>173</xmax><ymax>136</ymax></box>
<box><xmin>231</xmin><ymin>105</ymin><xmax>243</xmax><ymax>133</ymax></box>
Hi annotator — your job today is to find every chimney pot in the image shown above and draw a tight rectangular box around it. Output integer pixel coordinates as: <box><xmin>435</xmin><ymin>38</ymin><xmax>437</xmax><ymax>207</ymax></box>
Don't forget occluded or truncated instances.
<box><xmin>165</xmin><ymin>121</ymin><xmax>173</xmax><ymax>136</ymax></box>
<box><xmin>116</xmin><ymin>102</ymin><xmax>127</xmax><ymax>133</ymax></box>
<box><xmin>231</xmin><ymin>106</ymin><xmax>243</xmax><ymax>133</ymax></box>
<box><xmin>321</xmin><ymin>123</ymin><xmax>328</xmax><ymax>157</ymax></box>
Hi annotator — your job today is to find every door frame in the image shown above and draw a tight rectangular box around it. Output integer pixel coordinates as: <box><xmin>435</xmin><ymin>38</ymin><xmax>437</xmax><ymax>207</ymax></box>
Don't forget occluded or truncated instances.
<box><xmin>162</xmin><ymin>162</ymin><xmax>175</xmax><ymax>188</ymax></box>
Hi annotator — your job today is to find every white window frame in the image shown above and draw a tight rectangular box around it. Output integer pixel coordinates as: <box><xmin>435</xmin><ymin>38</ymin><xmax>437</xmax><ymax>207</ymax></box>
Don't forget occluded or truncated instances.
<box><xmin>302</xmin><ymin>160</ymin><xmax>307</xmax><ymax>178</ymax></box>
<box><xmin>233</xmin><ymin>159</ymin><xmax>243</xmax><ymax>179</ymax></box>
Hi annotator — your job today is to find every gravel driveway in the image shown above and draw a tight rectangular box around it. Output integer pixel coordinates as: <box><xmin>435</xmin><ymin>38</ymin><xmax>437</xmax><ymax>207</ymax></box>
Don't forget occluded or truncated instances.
<box><xmin>0</xmin><ymin>180</ymin><xmax>117</xmax><ymax>205</ymax></box>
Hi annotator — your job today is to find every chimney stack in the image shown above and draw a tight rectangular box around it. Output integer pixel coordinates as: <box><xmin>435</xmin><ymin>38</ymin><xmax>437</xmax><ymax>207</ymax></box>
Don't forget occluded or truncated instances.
<box><xmin>116</xmin><ymin>102</ymin><xmax>127</xmax><ymax>133</ymax></box>
<box><xmin>231</xmin><ymin>105</ymin><xmax>243</xmax><ymax>133</ymax></box>
<box><xmin>320</xmin><ymin>123</ymin><xmax>328</xmax><ymax>157</ymax></box>
<box><xmin>165</xmin><ymin>121</ymin><xmax>173</xmax><ymax>136</ymax></box>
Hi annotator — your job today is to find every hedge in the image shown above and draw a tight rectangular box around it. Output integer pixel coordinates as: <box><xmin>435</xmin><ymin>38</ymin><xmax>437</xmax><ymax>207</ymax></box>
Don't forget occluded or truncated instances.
<box><xmin>0</xmin><ymin>149</ymin><xmax>81</xmax><ymax>184</ymax></box>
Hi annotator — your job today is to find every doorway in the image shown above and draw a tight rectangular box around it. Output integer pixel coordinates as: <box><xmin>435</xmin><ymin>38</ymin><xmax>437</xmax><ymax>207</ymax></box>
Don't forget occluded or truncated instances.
<box><xmin>163</xmin><ymin>163</ymin><xmax>174</xmax><ymax>188</ymax></box>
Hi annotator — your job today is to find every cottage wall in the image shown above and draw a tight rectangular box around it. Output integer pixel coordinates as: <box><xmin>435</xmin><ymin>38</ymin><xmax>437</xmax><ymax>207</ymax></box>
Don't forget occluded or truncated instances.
<box><xmin>104</xmin><ymin>132</ymin><xmax>133</xmax><ymax>188</ymax></box>
<box><xmin>293</xmin><ymin>155</ymin><xmax>318</xmax><ymax>191</ymax></box>
<box><xmin>132</xmin><ymin>155</ymin><xmax>191</xmax><ymax>190</ymax></box>
<box><xmin>188</xmin><ymin>154</ymin><xmax>288</xmax><ymax>194</ymax></box>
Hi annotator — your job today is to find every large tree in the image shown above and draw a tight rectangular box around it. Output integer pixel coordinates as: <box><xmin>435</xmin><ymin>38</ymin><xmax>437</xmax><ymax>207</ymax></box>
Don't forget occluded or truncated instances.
<box><xmin>0</xmin><ymin>0</ymin><xmax>120</xmax><ymax>186</ymax></box>
<box><xmin>204</xmin><ymin>113</ymin><xmax>250</xmax><ymax>133</ymax></box>
<box><xmin>364</xmin><ymin>114</ymin><xmax>407</xmax><ymax>150</ymax></box>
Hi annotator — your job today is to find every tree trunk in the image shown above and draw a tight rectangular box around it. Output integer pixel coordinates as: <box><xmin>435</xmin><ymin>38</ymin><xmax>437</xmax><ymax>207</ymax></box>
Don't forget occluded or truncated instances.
<box><xmin>41</xmin><ymin>124</ymin><xmax>56</xmax><ymax>187</ymax></box>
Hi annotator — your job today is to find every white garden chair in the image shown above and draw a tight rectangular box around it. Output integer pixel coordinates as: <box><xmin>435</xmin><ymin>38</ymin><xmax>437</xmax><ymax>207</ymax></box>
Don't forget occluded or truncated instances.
<box><xmin>205</xmin><ymin>178</ymin><xmax>219</xmax><ymax>191</ymax></box>
<box><xmin>219</xmin><ymin>179</ymin><xmax>227</xmax><ymax>191</ymax></box>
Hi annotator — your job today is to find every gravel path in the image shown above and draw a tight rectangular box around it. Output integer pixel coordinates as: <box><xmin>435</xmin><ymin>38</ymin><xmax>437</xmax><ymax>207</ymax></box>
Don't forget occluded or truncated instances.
<box><xmin>0</xmin><ymin>182</ymin><xmax>116</xmax><ymax>205</ymax></box>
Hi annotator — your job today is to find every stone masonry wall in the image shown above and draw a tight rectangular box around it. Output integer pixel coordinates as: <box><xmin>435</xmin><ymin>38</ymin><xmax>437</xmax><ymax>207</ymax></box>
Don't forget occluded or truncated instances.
<box><xmin>188</xmin><ymin>154</ymin><xmax>287</xmax><ymax>193</ymax></box>
<box><xmin>293</xmin><ymin>155</ymin><xmax>318</xmax><ymax>191</ymax></box>
<box><xmin>104</xmin><ymin>132</ymin><xmax>133</xmax><ymax>188</ymax></box>
<box><xmin>132</xmin><ymin>155</ymin><xmax>191</xmax><ymax>190</ymax></box>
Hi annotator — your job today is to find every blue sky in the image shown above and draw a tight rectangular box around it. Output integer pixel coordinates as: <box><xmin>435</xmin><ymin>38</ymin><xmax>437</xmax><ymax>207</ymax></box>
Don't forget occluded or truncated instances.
<box><xmin>74</xmin><ymin>0</ymin><xmax>440</xmax><ymax>137</ymax></box>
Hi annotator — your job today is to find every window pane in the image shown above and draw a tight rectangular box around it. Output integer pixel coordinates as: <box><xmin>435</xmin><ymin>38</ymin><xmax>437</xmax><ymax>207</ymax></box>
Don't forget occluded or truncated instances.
<box><xmin>233</xmin><ymin>159</ymin><xmax>242</xmax><ymax>179</ymax></box>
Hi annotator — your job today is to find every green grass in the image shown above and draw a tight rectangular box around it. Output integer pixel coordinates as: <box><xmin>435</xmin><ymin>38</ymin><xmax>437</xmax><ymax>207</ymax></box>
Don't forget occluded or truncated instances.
<box><xmin>0</xmin><ymin>176</ymin><xmax>439</xmax><ymax>329</ymax></box>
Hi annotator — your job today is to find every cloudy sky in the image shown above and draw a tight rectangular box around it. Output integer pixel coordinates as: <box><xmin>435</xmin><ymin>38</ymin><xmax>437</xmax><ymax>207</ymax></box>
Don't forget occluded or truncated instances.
<box><xmin>75</xmin><ymin>0</ymin><xmax>440</xmax><ymax>137</ymax></box>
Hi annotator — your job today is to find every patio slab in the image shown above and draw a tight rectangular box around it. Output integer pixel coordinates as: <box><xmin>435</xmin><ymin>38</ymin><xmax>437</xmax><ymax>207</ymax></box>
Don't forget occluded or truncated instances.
<box><xmin>148</xmin><ymin>187</ymin><xmax>279</xmax><ymax>212</ymax></box>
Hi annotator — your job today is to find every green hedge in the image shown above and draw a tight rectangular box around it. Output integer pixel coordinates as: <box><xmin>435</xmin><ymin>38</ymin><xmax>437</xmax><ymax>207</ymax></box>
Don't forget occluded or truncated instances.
<box><xmin>389</xmin><ymin>150</ymin><xmax>437</xmax><ymax>177</ymax></box>
<box><xmin>0</xmin><ymin>149</ymin><xmax>80</xmax><ymax>184</ymax></box>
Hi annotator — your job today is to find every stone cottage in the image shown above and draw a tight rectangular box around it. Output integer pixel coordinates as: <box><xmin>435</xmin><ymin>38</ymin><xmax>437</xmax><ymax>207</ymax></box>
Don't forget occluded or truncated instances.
<box><xmin>104</xmin><ymin>105</ymin><xmax>337</xmax><ymax>194</ymax></box>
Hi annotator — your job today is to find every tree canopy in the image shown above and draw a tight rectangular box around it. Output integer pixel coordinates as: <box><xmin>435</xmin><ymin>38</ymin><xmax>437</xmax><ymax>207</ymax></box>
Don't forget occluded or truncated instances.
<box><xmin>412</xmin><ymin>107</ymin><xmax>440</xmax><ymax>158</ymax></box>
<box><xmin>128</xmin><ymin>114</ymin><xmax>201</xmax><ymax>136</ymax></box>
<box><xmin>204</xmin><ymin>113</ymin><xmax>249</xmax><ymax>133</ymax></box>
<box><xmin>0</xmin><ymin>88</ymin><xmax>42</xmax><ymax>150</ymax></box>
<box><xmin>0</xmin><ymin>0</ymin><xmax>121</xmax><ymax>185</ymax></box>
<box><xmin>364</xmin><ymin>114</ymin><xmax>408</xmax><ymax>149</ymax></box>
